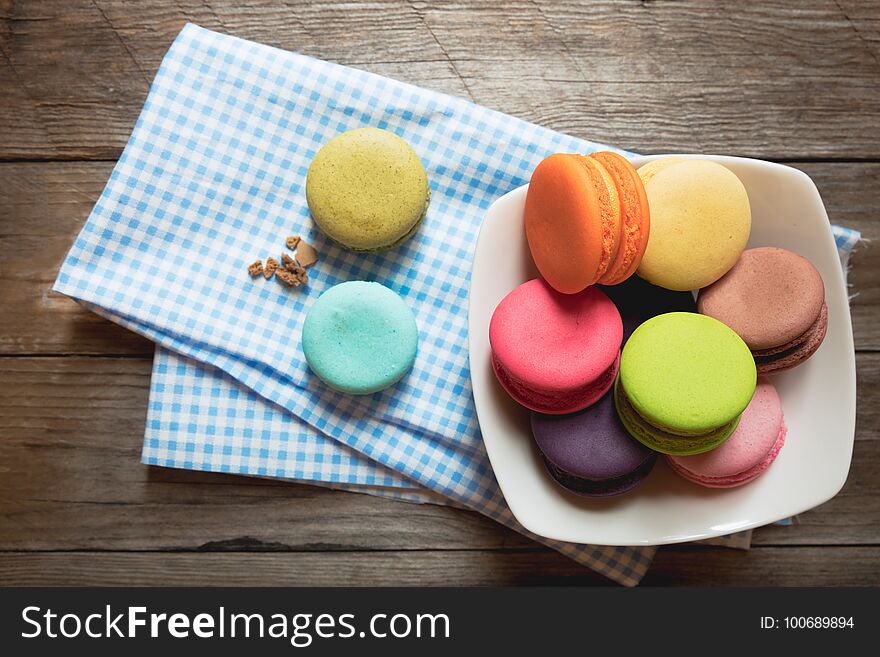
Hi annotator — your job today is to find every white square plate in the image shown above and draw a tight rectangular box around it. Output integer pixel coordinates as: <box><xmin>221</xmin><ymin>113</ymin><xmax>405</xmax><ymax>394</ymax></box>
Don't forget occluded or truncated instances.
<box><xmin>468</xmin><ymin>154</ymin><xmax>857</xmax><ymax>546</ymax></box>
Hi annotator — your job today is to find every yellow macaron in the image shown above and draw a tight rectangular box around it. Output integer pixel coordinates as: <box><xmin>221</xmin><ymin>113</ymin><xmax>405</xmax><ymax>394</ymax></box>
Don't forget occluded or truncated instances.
<box><xmin>636</xmin><ymin>158</ymin><xmax>751</xmax><ymax>291</ymax></box>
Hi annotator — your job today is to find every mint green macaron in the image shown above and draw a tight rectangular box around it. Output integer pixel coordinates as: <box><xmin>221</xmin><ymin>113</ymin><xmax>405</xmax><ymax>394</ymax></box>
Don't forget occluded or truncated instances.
<box><xmin>615</xmin><ymin>312</ymin><xmax>757</xmax><ymax>455</ymax></box>
<box><xmin>305</xmin><ymin>128</ymin><xmax>430</xmax><ymax>251</ymax></box>
<box><xmin>302</xmin><ymin>281</ymin><xmax>419</xmax><ymax>395</ymax></box>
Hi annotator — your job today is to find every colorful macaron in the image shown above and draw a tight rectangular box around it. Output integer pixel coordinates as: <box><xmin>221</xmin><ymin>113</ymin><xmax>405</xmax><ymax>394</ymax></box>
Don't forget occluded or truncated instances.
<box><xmin>636</xmin><ymin>158</ymin><xmax>751</xmax><ymax>291</ymax></box>
<box><xmin>302</xmin><ymin>281</ymin><xmax>418</xmax><ymax>394</ymax></box>
<box><xmin>306</xmin><ymin>127</ymin><xmax>430</xmax><ymax>251</ymax></box>
<box><xmin>615</xmin><ymin>312</ymin><xmax>757</xmax><ymax>455</ymax></box>
<box><xmin>667</xmin><ymin>378</ymin><xmax>787</xmax><ymax>487</ymax></box>
<box><xmin>697</xmin><ymin>247</ymin><xmax>828</xmax><ymax>374</ymax></box>
<box><xmin>531</xmin><ymin>390</ymin><xmax>657</xmax><ymax>497</ymax></box>
<box><xmin>489</xmin><ymin>278</ymin><xmax>623</xmax><ymax>414</ymax></box>
<box><xmin>524</xmin><ymin>151</ymin><xmax>650</xmax><ymax>293</ymax></box>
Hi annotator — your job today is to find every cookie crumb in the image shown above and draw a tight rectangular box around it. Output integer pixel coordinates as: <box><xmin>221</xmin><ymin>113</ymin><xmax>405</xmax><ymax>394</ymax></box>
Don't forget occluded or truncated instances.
<box><xmin>276</xmin><ymin>267</ymin><xmax>305</xmax><ymax>287</ymax></box>
<box><xmin>263</xmin><ymin>257</ymin><xmax>279</xmax><ymax>279</ymax></box>
<box><xmin>292</xmin><ymin>265</ymin><xmax>309</xmax><ymax>286</ymax></box>
<box><xmin>297</xmin><ymin>241</ymin><xmax>319</xmax><ymax>268</ymax></box>
<box><xmin>247</xmin><ymin>260</ymin><xmax>263</xmax><ymax>277</ymax></box>
<box><xmin>285</xmin><ymin>235</ymin><xmax>301</xmax><ymax>251</ymax></box>
<box><xmin>281</xmin><ymin>252</ymin><xmax>296</xmax><ymax>269</ymax></box>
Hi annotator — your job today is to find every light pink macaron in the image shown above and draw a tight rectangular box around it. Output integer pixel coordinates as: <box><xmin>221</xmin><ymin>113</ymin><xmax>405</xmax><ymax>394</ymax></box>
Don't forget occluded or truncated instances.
<box><xmin>489</xmin><ymin>278</ymin><xmax>623</xmax><ymax>414</ymax></box>
<box><xmin>666</xmin><ymin>377</ymin><xmax>787</xmax><ymax>488</ymax></box>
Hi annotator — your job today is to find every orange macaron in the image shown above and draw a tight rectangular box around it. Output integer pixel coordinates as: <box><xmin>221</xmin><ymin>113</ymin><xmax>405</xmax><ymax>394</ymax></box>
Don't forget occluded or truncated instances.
<box><xmin>524</xmin><ymin>152</ymin><xmax>650</xmax><ymax>293</ymax></box>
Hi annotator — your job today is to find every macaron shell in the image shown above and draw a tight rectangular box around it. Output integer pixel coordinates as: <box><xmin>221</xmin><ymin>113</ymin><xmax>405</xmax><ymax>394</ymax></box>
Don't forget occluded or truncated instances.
<box><xmin>302</xmin><ymin>281</ymin><xmax>419</xmax><ymax>394</ymax></box>
<box><xmin>542</xmin><ymin>452</ymin><xmax>657</xmax><ymax>497</ymax></box>
<box><xmin>619</xmin><ymin>312</ymin><xmax>757</xmax><ymax>434</ymax></box>
<box><xmin>666</xmin><ymin>425</ymin><xmax>785</xmax><ymax>487</ymax></box>
<box><xmin>306</xmin><ymin>128</ymin><xmax>429</xmax><ymax>250</ymax></box>
<box><xmin>697</xmin><ymin>247</ymin><xmax>826</xmax><ymax>350</ymax></box>
<box><xmin>531</xmin><ymin>389</ymin><xmax>655</xmax><ymax>481</ymax></box>
<box><xmin>615</xmin><ymin>380</ymin><xmax>740</xmax><ymax>455</ymax></box>
<box><xmin>590</xmin><ymin>152</ymin><xmax>651</xmax><ymax>286</ymax></box>
<box><xmin>755</xmin><ymin>303</ymin><xmax>828</xmax><ymax>374</ymax></box>
<box><xmin>667</xmin><ymin>378</ymin><xmax>787</xmax><ymax>487</ymax></box>
<box><xmin>578</xmin><ymin>155</ymin><xmax>621</xmax><ymax>281</ymax></box>
<box><xmin>489</xmin><ymin>279</ymin><xmax>623</xmax><ymax>393</ymax></box>
<box><xmin>524</xmin><ymin>154</ymin><xmax>617</xmax><ymax>294</ymax></box>
<box><xmin>492</xmin><ymin>351</ymin><xmax>619</xmax><ymax>414</ymax></box>
<box><xmin>634</xmin><ymin>157</ymin><xmax>683</xmax><ymax>186</ymax></box>
<box><xmin>753</xmin><ymin>302</ymin><xmax>828</xmax><ymax>357</ymax></box>
<box><xmin>637</xmin><ymin>159</ymin><xmax>751</xmax><ymax>291</ymax></box>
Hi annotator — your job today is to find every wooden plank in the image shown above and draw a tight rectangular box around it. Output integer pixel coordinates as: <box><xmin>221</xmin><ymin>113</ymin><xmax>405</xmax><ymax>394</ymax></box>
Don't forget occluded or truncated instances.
<box><xmin>1</xmin><ymin>0</ymin><xmax>879</xmax><ymax>159</ymax></box>
<box><xmin>0</xmin><ymin>356</ymin><xmax>535</xmax><ymax>552</ymax></box>
<box><xmin>0</xmin><ymin>356</ymin><xmax>877</xmax><ymax>552</ymax></box>
<box><xmin>0</xmin><ymin>161</ymin><xmax>153</xmax><ymax>355</ymax></box>
<box><xmin>647</xmin><ymin>546</ymin><xmax>880</xmax><ymax>586</ymax></box>
<box><xmin>1</xmin><ymin>161</ymin><xmax>878</xmax><ymax>354</ymax></box>
<box><xmin>1</xmin><ymin>546</ymin><xmax>878</xmax><ymax>586</ymax></box>
<box><xmin>793</xmin><ymin>163</ymin><xmax>878</xmax><ymax>351</ymax></box>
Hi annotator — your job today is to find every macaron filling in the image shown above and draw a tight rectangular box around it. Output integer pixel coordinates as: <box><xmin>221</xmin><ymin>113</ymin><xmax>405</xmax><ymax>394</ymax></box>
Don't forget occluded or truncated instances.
<box><xmin>492</xmin><ymin>351</ymin><xmax>620</xmax><ymax>414</ymax></box>
<box><xmin>541</xmin><ymin>451</ymin><xmax>657</xmax><ymax>497</ymax></box>
<box><xmin>614</xmin><ymin>381</ymin><xmax>740</xmax><ymax>455</ymax></box>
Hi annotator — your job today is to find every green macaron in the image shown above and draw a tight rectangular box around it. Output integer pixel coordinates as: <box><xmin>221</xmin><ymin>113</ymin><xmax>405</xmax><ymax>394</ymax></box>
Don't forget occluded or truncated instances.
<box><xmin>305</xmin><ymin>127</ymin><xmax>430</xmax><ymax>251</ymax></box>
<box><xmin>615</xmin><ymin>312</ymin><xmax>757</xmax><ymax>455</ymax></box>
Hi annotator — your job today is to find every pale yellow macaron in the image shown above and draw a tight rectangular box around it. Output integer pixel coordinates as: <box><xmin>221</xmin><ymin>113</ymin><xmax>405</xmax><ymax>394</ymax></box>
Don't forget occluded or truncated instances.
<box><xmin>636</xmin><ymin>158</ymin><xmax>751</xmax><ymax>291</ymax></box>
<box><xmin>306</xmin><ymin>128</ymin><xmax>430</xmax><ymax>251</ymax></box>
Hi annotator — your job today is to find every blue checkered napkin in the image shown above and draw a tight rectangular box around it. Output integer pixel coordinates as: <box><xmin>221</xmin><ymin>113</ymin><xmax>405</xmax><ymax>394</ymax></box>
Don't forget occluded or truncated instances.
<box><xmin>53</xmin><ymin>24</ymin><xmax>633</xmax><ymax>511</ymax></box>
<box><xmin>143</xmin><ymin>345</ymin><xmax>412</xmax><ymax>488</ymax></box>
<box><xmin>834</xmin><ymin>226</ymin><xmax>862</xmax><ymax>270</ymax></box>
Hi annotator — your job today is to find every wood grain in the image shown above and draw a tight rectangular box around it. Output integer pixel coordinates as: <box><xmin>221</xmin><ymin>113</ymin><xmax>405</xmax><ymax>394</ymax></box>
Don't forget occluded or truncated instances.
<box><xmin>0</xmin><ymin>355</ymin><xmax>877</xmax><ymax>556</ymax></box>
<box><xmin>1</xmin><ymin>547</ymin><xmax>878</xmax><ymax>586</ymax></box>
<box><xmin>1</xmin><ymin>0</ymin><xmax>879</xmax><ymax>159</ymax></box>
<box><xmin>1</xmin><ymin>161</ymin><xmax>877</xmax><ymax>354</ymax></box>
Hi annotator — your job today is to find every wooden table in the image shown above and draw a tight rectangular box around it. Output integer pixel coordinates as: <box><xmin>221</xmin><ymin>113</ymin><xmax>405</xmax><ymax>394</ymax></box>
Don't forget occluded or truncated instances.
<box><xmin>1</xmin><ymin>0</ymin><xmax>878</xmax><ymax>586</ymax></box>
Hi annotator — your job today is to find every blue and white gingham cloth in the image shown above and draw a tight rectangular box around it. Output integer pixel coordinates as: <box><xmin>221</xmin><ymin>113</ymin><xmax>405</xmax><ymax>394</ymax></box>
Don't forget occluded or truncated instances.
<box><xmin>54</xmin><ymin>24</ymin><xmax>861</xmax><ymax>586</ymax></box>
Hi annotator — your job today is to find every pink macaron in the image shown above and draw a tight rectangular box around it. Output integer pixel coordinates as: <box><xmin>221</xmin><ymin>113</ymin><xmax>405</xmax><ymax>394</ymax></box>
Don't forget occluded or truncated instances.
<box><xmin>489</xmin><ymin>278</ymin><xmax>623</xmax><ymax>414</ymax></box>
<box><xmin>666</xmin><ymin>377</ymin><xmax>787</xmax><ymax>488</ymax></box>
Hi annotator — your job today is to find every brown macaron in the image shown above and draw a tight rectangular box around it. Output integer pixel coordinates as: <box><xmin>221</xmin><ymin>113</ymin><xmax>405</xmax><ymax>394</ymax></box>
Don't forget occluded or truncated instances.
<box><xmin>697</xmin><ymin>247</ymin><xmax>828</xmax><ymax>374</ymax></box>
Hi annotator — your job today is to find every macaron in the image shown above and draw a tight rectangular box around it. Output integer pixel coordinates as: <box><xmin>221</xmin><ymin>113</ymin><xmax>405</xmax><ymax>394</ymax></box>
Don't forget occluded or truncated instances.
<box><xmin>636</xmin><ymin>158</ymin><xmax>751</xmax><ymax>291</ymax></box>
<box><xmin>697</xmin><ymin>247</ymin><xmax>828</xmax><ymax>374</ymax></box>
<box><xmin>667</xmin><ymin>378</ymin><xmax>787</xmax><ymax>487</ymax></box>
<box><xmin>306</xmin><ymin>128</ymin><xmax>430</xmax><ymax>251</ymax></box>
<box><xmin>615</xmin><ymin>312</ymin><xmax>757</xmax><ymax>455</ymax></box>
<box><xmin>524</xmin><ymin>151</ymin><xmax>650</xmax><ymax>293</ymax></box>
<box><xmin>489</xmin><ymin>278</ymin><xmax>623</xmax><ymax>414</ymax></box>
<box><xmin>302</xmin><ymin>281</ymin><xmax>418</xmax><ymax>394</ymax></box>
<box><xmin>531</xmin><ymin>390</ymin><xmax>657</xmax><ymax>497</ymax></box>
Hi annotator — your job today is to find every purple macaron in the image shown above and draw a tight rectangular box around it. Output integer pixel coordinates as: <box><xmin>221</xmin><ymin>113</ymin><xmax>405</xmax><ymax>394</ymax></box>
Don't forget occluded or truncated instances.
<box><xmin>531</xmin><ymin>389</ymin><xmax>657</xmax><ymax>496</ymax></box>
